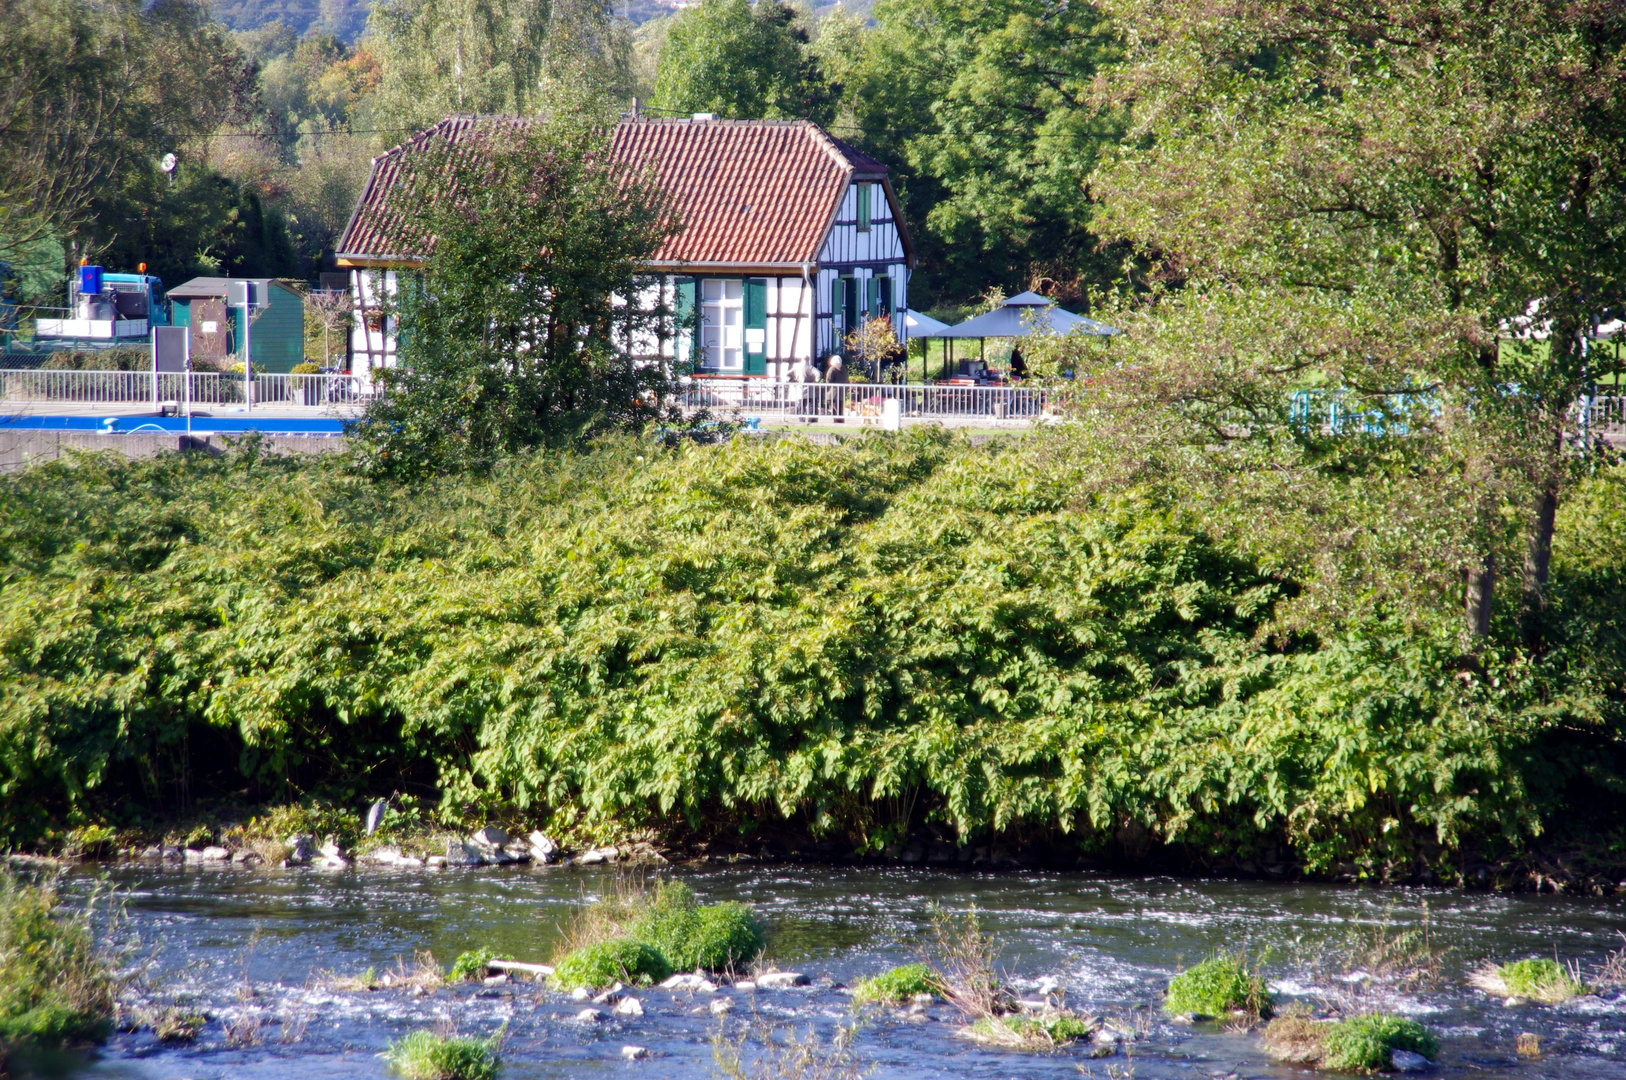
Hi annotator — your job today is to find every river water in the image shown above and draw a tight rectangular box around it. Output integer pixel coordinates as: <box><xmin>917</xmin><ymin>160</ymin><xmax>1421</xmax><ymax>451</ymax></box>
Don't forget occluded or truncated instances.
<box><xmin>49</xmin><ymin>864</ymin><xmax>1626</xmax><ymax>1079</ymax></box>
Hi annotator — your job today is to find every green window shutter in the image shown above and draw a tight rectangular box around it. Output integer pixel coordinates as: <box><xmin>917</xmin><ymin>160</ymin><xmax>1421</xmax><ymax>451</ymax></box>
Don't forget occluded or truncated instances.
<box><xmin>675</xmin><ymin>277</ymin><xmax>697</xmax><ymax>373</ymax></box>
<box><xmin>857</xmin><ymin>183</ymin><xmax>871</xmax><ymax>231</ymax></box>
<box><xmin>744</xmin><ymin>277</ymin><xmax>766</xmax><ymax>375</ymax></box>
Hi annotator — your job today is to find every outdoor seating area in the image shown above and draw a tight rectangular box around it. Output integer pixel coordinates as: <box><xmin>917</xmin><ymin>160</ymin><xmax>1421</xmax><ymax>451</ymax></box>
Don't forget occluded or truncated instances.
<box><xmin>902</xmin><ymin>291</ymin><xmax>1118</xmax><ymax>386</ymax></box>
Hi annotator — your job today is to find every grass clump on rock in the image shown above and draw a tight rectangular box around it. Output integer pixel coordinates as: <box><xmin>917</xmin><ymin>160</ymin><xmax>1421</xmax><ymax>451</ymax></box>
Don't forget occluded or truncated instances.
<box><xmin>1262</xmin><ymin>1011</ymin><xmax>1437</xmax><ymax>1071</ymax></box>
<box><xmin>967</xmin><ymin>1013</ymin><xmax>1093</xmax><ymax>1050</ymax></box>
<box><xmin>1323</xmin><ymin>1014</ymin><xmax>1437</xmax><ymax>1071</ymax></box>
<box><xmin>850</xmin><ymin>964</ymin><xmax>946</xmax><ymax>1006</ymax></box>
<box><xmin>629</xmin><ymin>882</ymin><xmax>764</xmax><ymax>973</ymax></box>
<box><xmin>0</xmin><ymin>876</ymin><xmax>117</xmax><ymax>1065</ymax></box>
<box><xmin>1163</xmin><ymin>955</ymin><xmax>1271</xmax><ymax>1019</ymax></box>
<box><xmin>1468</xmin><ymin>958</ymin><xmax>1588</xmax><ymax>1003</ymax></box>
<box><xmin>382</xmin><ymin>1029</ymin><xmax>501</xmax><ymax>1080</ymax></box>
<box><xmin>549</xmin><ymin>939</ymin><xmax>671</xmax><ymax>991</ymax></box>
<box><xmin>448</xmin><ymin>950</ymin><xmax>506</xmax><ymax>982</ymax></box>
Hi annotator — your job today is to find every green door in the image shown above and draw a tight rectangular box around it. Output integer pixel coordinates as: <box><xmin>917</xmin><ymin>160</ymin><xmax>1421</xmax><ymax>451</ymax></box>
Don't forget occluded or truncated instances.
<box><xmin>743</xmin><ymin>278</ymin><xmax>767</xmax><ymax>375</ymax></box>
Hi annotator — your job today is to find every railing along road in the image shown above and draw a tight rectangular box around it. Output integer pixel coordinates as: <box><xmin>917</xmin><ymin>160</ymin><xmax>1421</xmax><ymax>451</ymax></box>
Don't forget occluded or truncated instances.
<box><xmin>676</xmin><ymin>379</ymin><xmax>1051</xmax><ymax>421</ymax></box>
<box><xmin>0</xmin><ymin>369</ymin><xmax>377</xmax><ymax>409</ymax></box>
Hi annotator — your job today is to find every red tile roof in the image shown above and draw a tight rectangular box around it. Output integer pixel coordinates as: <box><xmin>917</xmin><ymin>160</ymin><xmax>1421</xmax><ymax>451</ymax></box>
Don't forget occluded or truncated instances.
<box><xmin>336</xmin><ymin>116</ymin><xmax>909</xmax><ymax>271</ymax></box>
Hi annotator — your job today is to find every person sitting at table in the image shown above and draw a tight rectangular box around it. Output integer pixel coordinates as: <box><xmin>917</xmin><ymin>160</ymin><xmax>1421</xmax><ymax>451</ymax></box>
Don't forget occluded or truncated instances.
<box><xmin>824</xmin><ymin>354</ymin><xmax>848</xmax><ymax>415</ymax></box>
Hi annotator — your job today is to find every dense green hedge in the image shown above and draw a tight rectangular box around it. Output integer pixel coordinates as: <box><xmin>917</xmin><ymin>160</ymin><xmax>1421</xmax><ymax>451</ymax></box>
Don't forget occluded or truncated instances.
<box><xmin>0</xmin><ymin>433</ymin><xmax>1621</xmax><ymax>871</ymax></box>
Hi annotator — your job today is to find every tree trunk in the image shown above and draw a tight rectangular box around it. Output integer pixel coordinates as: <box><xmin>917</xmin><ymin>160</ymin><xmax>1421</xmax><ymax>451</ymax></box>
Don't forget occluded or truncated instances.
<box><xmin>1466</xmin><ymin>552</ymin><xmax>1495</xmax><ymax>638</ymax></box>
<box><xmin>1520</xmin><ymin>479</ymin><xmax>1559</xmax><ymax>649</ymax></box>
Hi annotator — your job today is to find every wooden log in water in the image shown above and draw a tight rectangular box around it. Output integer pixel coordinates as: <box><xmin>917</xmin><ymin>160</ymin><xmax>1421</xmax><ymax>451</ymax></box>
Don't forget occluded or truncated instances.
<box><xmin>488</xmin><ymin>959</ymin><xmax>555</xmax><ymax>978</ymax></box>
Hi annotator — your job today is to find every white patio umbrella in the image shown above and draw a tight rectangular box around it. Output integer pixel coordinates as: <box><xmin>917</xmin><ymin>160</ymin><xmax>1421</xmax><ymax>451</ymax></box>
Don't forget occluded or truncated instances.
<box><xmin>939</xmin><ymin>291</ymin><xmax>1118</xmax><ymax>339</ymax></box>
<box><xmin>902</xmin><ymin>309</ymin><xmax>953</xmax><ymax>339</ymax></box>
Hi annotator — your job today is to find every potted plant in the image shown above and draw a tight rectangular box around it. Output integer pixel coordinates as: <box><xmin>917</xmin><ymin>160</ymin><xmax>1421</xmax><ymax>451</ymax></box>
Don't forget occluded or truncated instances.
<box><xmin>291</xmin><ymin>360</ymin><xmax>322</xmax><ymax>405</ymax></box>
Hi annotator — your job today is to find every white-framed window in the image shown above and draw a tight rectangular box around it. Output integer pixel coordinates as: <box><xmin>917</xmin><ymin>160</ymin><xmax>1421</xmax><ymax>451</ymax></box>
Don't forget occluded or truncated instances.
<box><xmin>701</xmin><ymin>278</ymin><xmax>743</xmax><ymax>370</ymax></box>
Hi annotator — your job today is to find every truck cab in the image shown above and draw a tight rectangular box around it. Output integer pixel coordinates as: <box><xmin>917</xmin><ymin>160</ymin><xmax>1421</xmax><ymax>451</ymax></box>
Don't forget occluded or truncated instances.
<box><xmin>36</xmin><ymin>264</ymin><xmax>167</xmax><ymax>344</ymax></box>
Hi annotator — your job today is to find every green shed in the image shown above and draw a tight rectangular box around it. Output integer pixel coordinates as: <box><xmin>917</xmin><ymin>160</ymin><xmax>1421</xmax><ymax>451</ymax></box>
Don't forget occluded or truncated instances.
<box><xmin>168</xmin><ymin>277</ymin><xmax>306</xmax><ymax>373</ymax></box>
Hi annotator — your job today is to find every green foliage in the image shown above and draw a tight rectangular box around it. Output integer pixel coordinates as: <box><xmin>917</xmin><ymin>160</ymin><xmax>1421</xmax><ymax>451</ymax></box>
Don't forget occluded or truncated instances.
<box><xmin>850</xmin><ymin>964</ymin><xmax>945</xmax><ymax>1006</ymax></box>
<box><xmin>1495</xmin><ymin>959</ymin><xmax>1586</xmax><ymax>1003</ymax></box>
<box><xmin>368</xmin><ymin>0</ymin><xmax>629</xmax><ymax>133</ymax></box>
<box><xmin>348</xmin><ymin>115</ymin><xmax>678</xmax><ymax>477</ymax></box>
<box><xmin>0</xmin><ymin>434</ymin><xmax>1619</xmax><ymax>867</ymax></box>
<box><xmin>448</xmin><ymin>950</ymin><xmax>500</xmax><ymax>982</ymax></box>
<box><xmin>1163</xmin><ymin>956</ymin><xmax>1271</xmax><ymax>1019</ymax></box>
<box><xmin>1320</xmin><ymin>1014</ymin><xmax>1437</xmax><ymax>1072</ymax></box>
<box><xmin>969</xmin><ymin>1012</ymin><xmax>1092</xmax><ymax>1048</ymax></box>
<box><xmin>832</xmin><ymin>0</ymin><xmax>1126</xmax><ymax>304</ymax></box>
<box><xmin>40</xmin><ymin>348</ymin><xmax>152</xmax><ymax>372</ymax></box>
<box><xmin>652</xmin><ymin>0</ymin><xmax>833</xmax><ymax>122</ymax></box>
<box><xmin>381</xmin><ymin>1029</ymin><xmax>501</xmax><ymax>1080</ymax></box>
<box><xmin>550</xmin><ymin>938</ymin><xmax>672</xmax><ymax>991</ymax></box>
<box><xmin>625</xmin><ymin>882</ymin><xmax>764</xmax><ymax>973</ymax></box>
<box><xmin>291</xmin><ymin>361</ymin><xmax>322</xmax><ymax>375</ymax></box>
<box><xmin>0</xmin><ymin>877</ymin><xmax>116</xmax><ymax>1061</ymax></box>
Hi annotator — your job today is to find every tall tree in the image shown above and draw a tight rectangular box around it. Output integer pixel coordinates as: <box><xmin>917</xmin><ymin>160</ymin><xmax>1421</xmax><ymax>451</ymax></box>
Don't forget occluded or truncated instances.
<box><xmin>1086</xmin><ymin>0</ymin><xmax>1626</xmax><ymax>639</ymax></box>
<box><xmin>349</xmin><ymin>113</ymin><xmax>676</xmax><ymax>476</ymax></box>
<box><xmin>650</xmin><ymin>0</ymin><xmax>833</xmax><ymax>123</ymax></box>
<box><xmin>823</xmin><ymin>0</ymin><xmax>1124</xmax><ymax>307</ymax></box>
<box><xmin>0</xmin><ymin>0</ymin><xmax>259</xmax><ymax>275</ymax></box>
<box><xmin>368</xmin><ymin>0</ymin><xmax>630</xmax><ymax>133</ymax></box>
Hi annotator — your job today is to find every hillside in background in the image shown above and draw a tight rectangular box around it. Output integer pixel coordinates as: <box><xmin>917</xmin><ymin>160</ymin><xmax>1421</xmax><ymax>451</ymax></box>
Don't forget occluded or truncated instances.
<box><xmin>205</xmin><ymin>0</ymin><xmax>772</xmax><ymax>41</ymax></box>
<box><xmin>209</xmin><ymin>0</ymin><xmax>369</xmax><ymax>41</ymax></box>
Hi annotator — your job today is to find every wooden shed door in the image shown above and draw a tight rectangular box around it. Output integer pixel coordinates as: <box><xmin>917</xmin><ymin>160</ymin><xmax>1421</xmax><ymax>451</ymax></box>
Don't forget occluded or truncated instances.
<box><xmin>189</xmin><ymin>298</ymin><xmax>230</xmax><ymax>362</ymax></box>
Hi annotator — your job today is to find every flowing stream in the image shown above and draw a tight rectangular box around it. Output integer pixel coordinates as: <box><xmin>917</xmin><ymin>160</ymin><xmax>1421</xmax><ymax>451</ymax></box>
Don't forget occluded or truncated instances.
<box><xmin>46</xmin><ymin>864</ymin><xmax>1626</xmax><ymax>1079</ymax></box>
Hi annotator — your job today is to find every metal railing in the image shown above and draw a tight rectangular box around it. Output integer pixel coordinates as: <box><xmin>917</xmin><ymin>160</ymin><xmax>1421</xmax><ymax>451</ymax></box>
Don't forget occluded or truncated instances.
<box><xmin>675</xmin><ymin>379</ymin><xmax>1052</xmax><ymax>421</ymax></box>
<box><xmin>0</xmin><ymin>369</ymin><xmax>378</xmax><ymax>409</ymax></box>
<box><xmin>1578</xmin><ymin>394</ymin><xmax>1626</xmax><ymax>435</ymax></box>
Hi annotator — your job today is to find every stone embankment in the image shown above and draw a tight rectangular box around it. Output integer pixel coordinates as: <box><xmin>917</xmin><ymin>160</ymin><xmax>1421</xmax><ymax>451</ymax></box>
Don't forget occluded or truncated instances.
<box><xmin>126</xmin><ymin>823</ymin><xmax>661</xmax><ymax>872</ymax></box>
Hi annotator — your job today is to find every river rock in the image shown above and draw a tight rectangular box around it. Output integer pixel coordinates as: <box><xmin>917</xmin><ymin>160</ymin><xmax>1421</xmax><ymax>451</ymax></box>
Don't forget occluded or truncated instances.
<box><xmin>285</xmin><ymin>835</ymin><xmax>316</xmax><ymax>865</ymax></box>
<box><xmin>710</xmin><ymin>997</ymin><xmax>734</xmax><ymax>1015</ymax></box>
<box><xmin>138</xmin><ymin>846</ymin><xmax>162</xmax><ymax>861</ymax></box>
<box><xmin>733</xmin><ymin>980</ymin><xmax>757</xmax><ymax>991</ymax></box>
<box><xmin>575</xmin><ymin>1008</ymin><xmax>606</xmax><ymax>1024</ymax></box>
<box><xmin>445</xmin><ymin>841</ymin><xmax>485</xmax><ymax>867</ymax></box>
<box><xmin>470</xmin><ymin>826</ymin><xmax>509</xmax><ymax>849</ymax></box>
<box><xmin>1390</xmin><ymin>1049</ymin><xmax>1433</xmax><ymax>1073</ymax></box>
<box><xmin>319</xmin><ymin>838</ymin><xmax>345</xmax><ymax>859</ymax></box>
<box><xmin>426</xmin><ymin>855</ymin><xmax>446</xmax><ymax>868</ymax></box>
<box><xmin>236</xmin><ymin>850</ymin><xmax>264</xmax><ymax>866</ymax></box>
<box><xmin>614</xmin><ymin>996</ymin><xmax>644</xmax><ymax>1017</ymax></box>
<box><xmin>661</xmin><ymin>974</ymin><xmax>717</xmax><ymax>993</ymax></box>
<box><xmin>578</xmin><ymin>846</ymin><xmax>619</xmax><ymax>865</ymax></box>
<box><xmin>755</xmin><ymin>972</ymin><xmax>810</xmax><ymax>989</ymax></box>
<box><xmin>365</xmin><ymin>800</ymin><xmax>388</xmax><ymax>835</ymax></box>
<box><xmin>594</xmin><ymin>983</ymin><xmax>625</xmax><ymax>1005</ymax></box>
<box><xmin>397</xmin><ymin>855</ymin><xmax>424</xmax><ymax>867</ymax></box>
<box><xmin>621</xmin><ymin>1045</ymin><xmax>649</xmax><ymax>1060</ymax></box>
<box><xmin>182</xmin><ymin>848</ymin><xmax>203</xmax><ymax>864</ymax></box>
<box><xmin>199</xmin><ymin>846</ymin><xmax>230</xmax><ymax>861</ymax></box>
<box><xmin>161</xmin><ymin>845</ymin><xmax>183</xmax><ymax>861</ymax></box>
<box><xmin>571</xmin><ymin>986</ymin><xmax>592</xmax><ymax>1001</ymax></box>
<box><xmin>1036</xmin><ymin>976</ymin><xmax>1062</xmax><ymax>996</ymax></box>
<box><xmin>529</xmin><ymin>831</ymin><xmax>558</xmax><ymax>862</ymax></box>
<box><xmin>360</xmin><ymin>846</ymin><xmax>404</xmax><ymax>865</ymax></box>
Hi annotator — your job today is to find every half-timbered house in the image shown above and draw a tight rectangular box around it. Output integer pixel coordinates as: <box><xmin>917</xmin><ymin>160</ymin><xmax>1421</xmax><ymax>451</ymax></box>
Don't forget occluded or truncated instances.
<box><xmin>334</xmin><ymin>114</ymin><xmax>914</xmax><ymax>385</ymax></box>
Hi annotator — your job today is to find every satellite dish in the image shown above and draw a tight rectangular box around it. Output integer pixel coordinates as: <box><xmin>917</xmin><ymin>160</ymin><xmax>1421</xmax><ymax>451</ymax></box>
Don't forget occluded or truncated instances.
<box><xmin>160</xmin><ymin>153</ymin><xmax>177</xmax><ymax>173</ymax></box>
